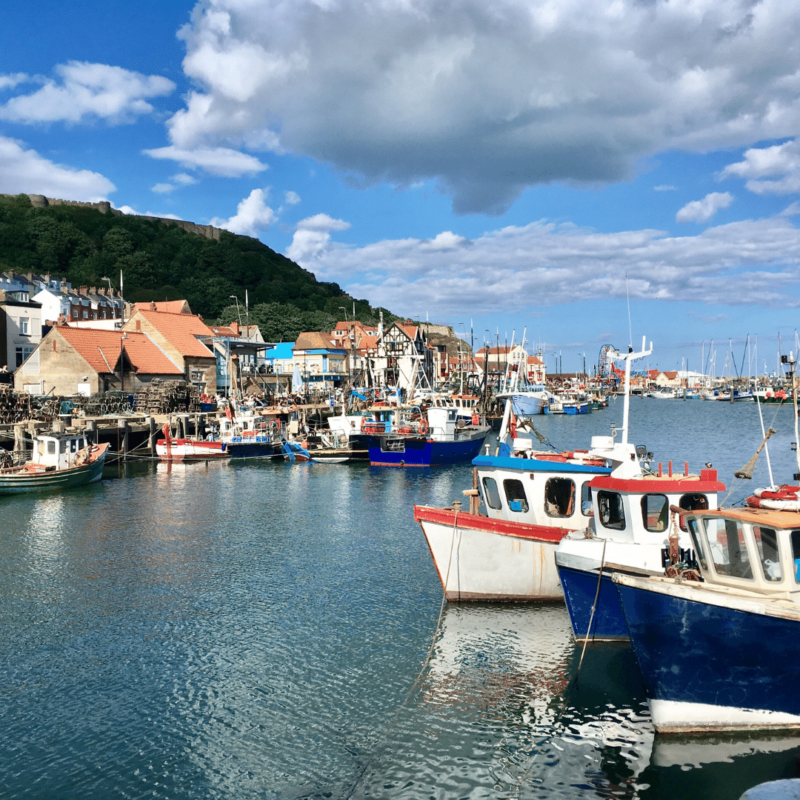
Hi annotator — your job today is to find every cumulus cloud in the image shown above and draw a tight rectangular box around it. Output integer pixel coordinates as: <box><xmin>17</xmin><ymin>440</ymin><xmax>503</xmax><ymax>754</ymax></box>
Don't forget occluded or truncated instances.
<box><xmin>286</xmin><ymin>213</ymin><xmax>351</xmax><ymax>262</ymax></box>
<box><xmin>721</xmin><ymin>138</ymin><xmax>800</xmax><ymax>194</ymax></box>
<box><xmin>676</xmin><ymin>192</ymin><xmax>735</xmax><ymax>223</ymax></box>
<box><xmin>284</xmin><ymin>190</ymin><xmax>300</xmax><ymax>205</ymax></box>
<box><xmin>0</xmin><ymin>62</ymin><xmax>174</xmax><ymax>124</ymax></box>
<box><xmin>0</xmin><ymin>73</ymin><xmax>29</xmax><ymax>91</ymax></box>
<box><xmin>143</xmin><ymin>144</ymin><xmax>267</xmax><ymax>177</ymax></box>
<box><xmin>0</xmin><ymin>135</ymin><xmax>115</xmax><ymax>199</ymax></box>
<box><xmin>210</xmin><ymin>188</ymin><xmax>276</xmax><ymax>236</ymax></box>
<box><xmin>168</xmin><ymin>0</ymin><xmax>800</xmax><ymax>214</ymax></box>
<box><xmin>286</xmin><ymin>213</ymin><xmax>800</xmax><ymax>315</ymax></box>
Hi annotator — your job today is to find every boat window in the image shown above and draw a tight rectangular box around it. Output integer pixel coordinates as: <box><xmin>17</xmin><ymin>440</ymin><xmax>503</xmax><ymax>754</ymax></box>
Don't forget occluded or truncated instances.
<box><xmin>598</xmin><ymin>491</ymin><xmax>626</xmax><ymax>530</ymax></box>
<box><xmin>482</xmin><ymin>477</ymin><xmax>502</xmax><ymax>510</ymax></box>
<box><xmin>47</xmin><ymin>441</ymin><xmax>56</xmax><ymax>455</ymax></box>
<box><xmin>702</xmin><ymin>517</ymin><xmax>753</xmax><ymax>580</ymax></box>
<box><xmin>544</xmin><ymin>478</ymin><xmax>575</xmax><ymax>518</ymax></box>
<box><xmin>581</xmin><ymin>483</ymin><xmax>593</xmax><ymax>516</ymax></box>
<box><xmin>70</xmin><ymin>439</ymin><xmax>78</xmax><ymax>453</ymax></box>
<box><xmin>679</xmin><ymin>493</ymin><xmax>709</xmax><ymax>531</ymax></box>
<box><xmin>687</xmin><ymin>518</ymin><xmax>708</xmax><ymax>571</ymax></box>
<box><xmin>754</xmin><ymin>527</ymin><xmax>782</xmax><ymax>582</ymax></box>
<box><xmin>791</xmin><ymin>532</ymin><xmax>800</xmax><ymax>583</ymax></box>
<box><xmin>641</xmin><ymin>494</ymin><xmax>669</xmax><ymax>532</ymax></box>
<box><xmin>504</xmin><ymin>479</ymin><xmax>529</xmax><ymax>513</ymax></box>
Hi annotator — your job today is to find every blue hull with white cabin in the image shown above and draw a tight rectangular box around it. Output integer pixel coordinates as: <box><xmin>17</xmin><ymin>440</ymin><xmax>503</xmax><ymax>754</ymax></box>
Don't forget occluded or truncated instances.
<box><xmin>616</xmin><ymin>571</ymin><xmax>800</xmax><ymax>732</ymax></box>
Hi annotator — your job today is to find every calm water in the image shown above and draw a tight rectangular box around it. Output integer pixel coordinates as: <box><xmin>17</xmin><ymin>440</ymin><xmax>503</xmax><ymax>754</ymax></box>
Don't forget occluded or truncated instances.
<box><xmin>2</xmin><ymin>399</ymin><xmax>800</xmax><ymax>799</ymax></box>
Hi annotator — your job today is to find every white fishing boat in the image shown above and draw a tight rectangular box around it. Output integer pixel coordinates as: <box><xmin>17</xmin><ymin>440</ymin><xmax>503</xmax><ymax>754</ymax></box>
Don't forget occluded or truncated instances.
<box><xmin>0</xmin><ymin>431</ymin><xmax>109</xmax><ymax>494</ymax></box>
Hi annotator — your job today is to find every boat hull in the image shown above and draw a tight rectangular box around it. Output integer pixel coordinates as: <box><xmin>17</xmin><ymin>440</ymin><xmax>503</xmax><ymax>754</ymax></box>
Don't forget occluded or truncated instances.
<box><xmin>156</xmin><ymin>439</ymin><xmax>229</xmax><ymax>460</ymax></box>
<box><xmin>616</xmin><ymin>575</ymin><xmax>800</xmax><ymax>732</ymax></box>
<box><xmin>368</xmin><ymin>432</ymin><xmax>487</xmax><ymax>467</ymax></box>
<box><xmin>557</xmin><ymin>564</ymin><xmax>629</xmax><ymax>641</ymax></box>
<box><xmin>414</xmin><ymin>506</ymin><xmax>567</xmax><ymax>601</ymax></box>
<box><xmin>225</xmin><ymin>439</ymin><xmax>285</xmax><ymax>459</ymax></box>
<box><xmin>0</xmin><ymin>457</ymin><xmax>106</xmax><ymax>494</ymax></box>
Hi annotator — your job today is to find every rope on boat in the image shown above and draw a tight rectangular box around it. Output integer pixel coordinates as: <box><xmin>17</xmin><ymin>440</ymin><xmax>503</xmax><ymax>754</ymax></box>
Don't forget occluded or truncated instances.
<box><xmin>343</xmin><ymin>509</ymin><xmax>461</xmax><ymax>799</ymax></box>
<box><xmin>734</xmin><ymin>427</ymin><xmax>776</xmax><ymax>479</ymax></box>
<box><xmin>575</xmin><ymin>537</ymin><xmax>607</xmax><ymax>686</ymax></box>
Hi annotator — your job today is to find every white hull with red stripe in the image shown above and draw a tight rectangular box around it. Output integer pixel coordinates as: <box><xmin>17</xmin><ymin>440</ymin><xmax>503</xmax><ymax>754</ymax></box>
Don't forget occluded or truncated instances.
<box><xmin>156</xmin><ymin>438</ymin><xmax>229</xmax><ymax>460</ymax></box>
<box><xmin>414</xmin><ymin>506</ymin><xmax>567</xmax><ymax>601</ymax></box>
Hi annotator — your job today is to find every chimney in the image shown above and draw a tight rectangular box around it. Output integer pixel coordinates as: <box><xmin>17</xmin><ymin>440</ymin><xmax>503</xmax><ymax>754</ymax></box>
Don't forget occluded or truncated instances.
<box><xmin>79</xmin><ymin>286</ymin><xmax>88</xmax><ymax>295</ymax></box>
<box><xmin>60</xmin><ymin>280</ymin><xmax>68</xmax><ymax>292</ymax></box>
<box><xmin>231</xmin><ymin>321</ymin><xmax>240</xmax><ymax>336</ymax></box>
<box><xmin>150</xmin><ymin>301</ymin><xmax>157</xmax><ymax>311</ymax></box>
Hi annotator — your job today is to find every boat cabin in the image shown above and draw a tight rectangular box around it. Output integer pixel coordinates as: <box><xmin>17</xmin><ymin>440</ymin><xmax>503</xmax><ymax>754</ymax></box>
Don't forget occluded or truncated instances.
<box><xmin>587</xmin><ymin>468</ymin><xmax>724</xmax><ymax>546</ymax></box>
<box><xmin>685</xmin><ymin>507</ymin><xmax>800</xmax><ymax>596</ymax></box>
<box><xmin>218</xmin><ymin>411</ymin><xmax>286</xmax><ymax>442</ymax></box>
<box><xmin>32</xmin><ymin>432</ymin><xmax>91</xmax><ymax>470</ymax></box>
<box><xmin>474</xmin><ymin>452</ymin><xmax>611</xmax><ymax>530</ymax></box>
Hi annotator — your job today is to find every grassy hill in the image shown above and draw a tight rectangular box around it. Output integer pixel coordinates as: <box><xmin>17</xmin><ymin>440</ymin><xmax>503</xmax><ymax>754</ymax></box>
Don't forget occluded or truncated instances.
<box><xmin>0</xmin><ymin>193</ymin><xmax>397</xmax><ymax>341</ymax></box>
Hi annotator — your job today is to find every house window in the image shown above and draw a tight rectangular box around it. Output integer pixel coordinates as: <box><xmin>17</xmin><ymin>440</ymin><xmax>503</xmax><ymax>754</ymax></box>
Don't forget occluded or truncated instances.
<box><xmin>15</xmin><ymin>345</ymin><xmax>34</xmax><ymax>367</ymax></box>
<box><xmin>82</xmin><ymin>310</ymin><xmax>88</xmax><ymax>319</ymax></box>
<box><xmin>19</xmin><ymin>317</ymin><xmax>29</xmax><ymax>335</ymax></box>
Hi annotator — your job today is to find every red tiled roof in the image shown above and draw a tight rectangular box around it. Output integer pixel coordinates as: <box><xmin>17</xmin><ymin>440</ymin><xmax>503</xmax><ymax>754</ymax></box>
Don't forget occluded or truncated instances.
<box><xmin>396</xmin><ymin>323</ymin><xmax>418</xmax><ymax>339</ymax></box>
<box><xmin>527</xmin><ymin>356</ymin><xmax>544</xmax><ymax>365</ymax></box>
<box><xmin>207</xmin><ymin>325</ymin><xmax>239</xmax><ymax>338</ymax></box>
<box><xmin>134</xmin><ymin>300</ymin><xmax>191</xmax><ymax>314</ymax></box>
<box><xmin>127</xmin><ymin>310</ymin><xmax>214</xmax><ymax>358</ymax></box>
<box><xmin>357</xmin><ymin>335</ymin><xmax>378</xmax><ymax>352</ymax></box>
<box><xmin>56</xmin><ymin>327</ymin><xmax>182</xmax><ymax>375</ymax></box>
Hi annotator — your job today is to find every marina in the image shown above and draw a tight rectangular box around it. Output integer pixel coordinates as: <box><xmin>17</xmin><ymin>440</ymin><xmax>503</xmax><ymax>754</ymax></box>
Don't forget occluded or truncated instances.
<box><xmin>4</xmin><ymin>398</ymin><xmax>800</xmax><ymax>799</ymax></box>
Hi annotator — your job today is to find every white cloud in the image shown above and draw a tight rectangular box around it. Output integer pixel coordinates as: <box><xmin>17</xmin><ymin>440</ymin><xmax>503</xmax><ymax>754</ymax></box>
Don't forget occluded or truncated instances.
<box><xmin>284</xmin><ymin>190</ymin><xmax>301</xmax><ymax>205</ymax></box>
<box><xmin>420</xmin><ymin>231</ymin><xmax>470</xmax><ymax>250</ymax></box>
<box><xmin>654</xmin><ymin>185</ymin><xmax>676</xmax><ymax>192</ymax></box>
<box><xmin>295</xmin><ymin>213</ymin><xmax>350</xmax><ymax>233</ymax></box>
<box><xmin>0</xmin><ymin>73</ymin><xmax>29</xmax><ymax>91</ymax></box>
<box><xmin>0</xmin><ymin>135</ymin><xmax>115</xmax><ymax>199</ymax></box>
<box><xmin>150</xmin><ymin>172</ymin><xmax>198</xmax><ymax>194</ymax></box>
<box><xmin>169</xmin><ymin>0</ymin><xmax>800</xmax><ymax>214</ymax></box>
<box><xmin>210</xmin><ymin>188</ymin><xmax>276</xmax><ymax>236</ymax></box>
<box><xmin>286</xmin><ymin>213</ymin><xmax>800</xmax><ymax>316</ymax></box>
<box><xmin>721</xmin><ymin>139</ymin><xmax>800</xmax><ymax>195</ymax></box>
<box><xmin>287</xmin><ymin>214</ymin><xmax>351</xmax><ymax>262</ymax></box>
<box><xmin>143</xmin><ymin>145</ymin><xmax>267</xmax><ymax>177</ymax></box>
<box><xmin>0</xmin><ymin>62</ymin><xmax>174</xmax><ymax>124</ymax></box>
<box><xmin>115</xmin><ymin>204</ymin><xmax>183</xmax><ymax>220</ymax></box>
<box><xmin>676</xmin><ymin>192</ymin><xmax>735</xmax><ymax>223</ymax></box>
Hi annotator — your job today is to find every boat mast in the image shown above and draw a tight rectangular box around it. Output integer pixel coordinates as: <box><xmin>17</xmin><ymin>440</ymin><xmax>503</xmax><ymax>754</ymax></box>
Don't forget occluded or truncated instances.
<box><xmin>618</xmin><ymin>336</ymin><xmax>652</xmax><ymax>447</ymax></box>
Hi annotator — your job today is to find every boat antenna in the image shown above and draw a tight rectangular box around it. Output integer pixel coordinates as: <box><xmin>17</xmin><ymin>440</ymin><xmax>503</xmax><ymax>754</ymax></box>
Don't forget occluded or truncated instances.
<box><xmin>626</xmin><ymin>272</ymin><xmax>633</xmax><ymax>350</ymax></box>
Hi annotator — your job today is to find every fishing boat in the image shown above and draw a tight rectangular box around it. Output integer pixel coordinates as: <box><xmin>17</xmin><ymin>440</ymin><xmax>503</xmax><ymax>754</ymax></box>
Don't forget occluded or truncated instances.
<box><xmin>414</xmin><ymin>397</ymin><xmax>611</xmax><ymax>599</ymax></box>
<box><xmin>544</xmin><ymin>392</ymin><xmax>591</xmax><ymax>415</ymax></box>
<box><xmin>156</xmin><ymin>423</ymin><xmax>230</xmax><ymax>461</ymax></box>
<box><xmin>368</xmin><ymin>405</ymin><xmax>490</xmax><ymax>467</ymax></box>
<box><xmin>0</xmin><ymin>431</ymin><xmax>109</xmax><ymax>494</ymax></box>
<box><xmin>554</xmin><ymin>338</ymin><xmax>724</xmax><ymax>642</ymax></box>
<box><xmin>615</xmin><ymin>504</ymin><xmax>800</xmax><ymax>733</ymax></box>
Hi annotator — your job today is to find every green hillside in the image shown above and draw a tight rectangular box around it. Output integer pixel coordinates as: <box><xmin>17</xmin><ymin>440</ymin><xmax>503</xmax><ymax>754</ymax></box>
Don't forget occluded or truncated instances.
<box><xmin>0</xmin><ymin>193</ymin><xmax>397</xmax><ymax>340</ymax></box>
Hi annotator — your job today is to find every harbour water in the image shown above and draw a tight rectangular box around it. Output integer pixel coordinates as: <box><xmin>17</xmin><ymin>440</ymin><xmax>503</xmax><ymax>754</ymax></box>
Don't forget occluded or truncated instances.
<box><xmin>2</xmin><ymin>398</ymin><xmax>800</xmax><ymax>799</ymax></box>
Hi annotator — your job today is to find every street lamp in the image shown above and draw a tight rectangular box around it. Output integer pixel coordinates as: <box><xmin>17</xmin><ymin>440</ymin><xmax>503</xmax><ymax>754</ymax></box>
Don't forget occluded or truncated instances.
<box><xmin>339</xmin><ymin>306</ymin><xmax>348</xmax><ymax>321</ymax></box>
<box><xmin>229</xmin><ymin>295</ymin><xmax>242</xmax><ymax>327</ymax></box>
<box><xmin>120</xmin><ymin>332</ymin><xmax>128</xmax><ymax>393</ymax></box>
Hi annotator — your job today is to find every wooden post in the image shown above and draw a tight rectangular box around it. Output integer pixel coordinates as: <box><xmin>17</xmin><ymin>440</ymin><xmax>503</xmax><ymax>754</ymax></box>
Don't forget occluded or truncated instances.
<box><xmin>13</xmin><ymin>423</ymin><xmax>25</xmax><ymax>455</ymax></box>
<box><xmin>118</xmin><ymin>418</ymin><xmax>129</xmax><ymax>459</ymax></box>
<box><xmin>147</xmin><ymin>416</ymin><xmax>156</xmax><ymax>455</ymax></box>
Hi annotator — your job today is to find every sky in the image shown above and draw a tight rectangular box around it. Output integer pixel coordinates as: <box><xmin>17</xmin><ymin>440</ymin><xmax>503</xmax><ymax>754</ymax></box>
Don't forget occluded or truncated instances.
<box><xmin>2</xmin><ymin>0</ymin><xmax>800</xmax><ymax>375</ymax></box>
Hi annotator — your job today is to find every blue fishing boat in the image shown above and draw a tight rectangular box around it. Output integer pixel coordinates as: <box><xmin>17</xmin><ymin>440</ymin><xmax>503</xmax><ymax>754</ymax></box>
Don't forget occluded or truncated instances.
<box><xmin>554</xmin><ymin>338</ymin><xmax>724</xmax><ymax>642</ymax></box>
<box><xmin>368</xmin><ymin>406</ymin><xmax>489</xmax><ymax>467</ymax></box>
<box><xmin>615</xmin><ymin>505</ymin><xmax>800</xmax><ymax>733</ymax></box>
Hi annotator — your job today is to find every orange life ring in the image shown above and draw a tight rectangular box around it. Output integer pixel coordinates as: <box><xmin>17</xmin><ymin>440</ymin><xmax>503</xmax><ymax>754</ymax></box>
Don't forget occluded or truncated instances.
<box><xmin>418</xmin><ymin>419</ymin><xmax>428</xmax><ymax>435</ymax></box>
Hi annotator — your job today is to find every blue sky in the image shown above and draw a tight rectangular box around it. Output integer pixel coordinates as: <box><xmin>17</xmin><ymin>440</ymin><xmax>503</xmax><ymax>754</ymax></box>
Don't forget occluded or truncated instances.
<box><xmin>3</xmin><ymin>0</ymin><xmax>800</xmax><ymax>374</ymax></box>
